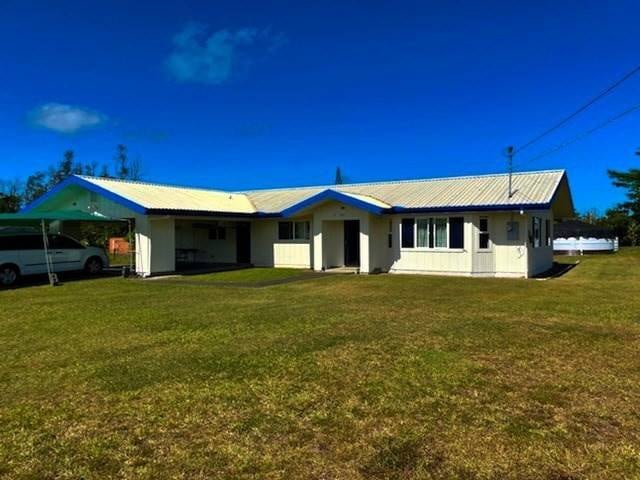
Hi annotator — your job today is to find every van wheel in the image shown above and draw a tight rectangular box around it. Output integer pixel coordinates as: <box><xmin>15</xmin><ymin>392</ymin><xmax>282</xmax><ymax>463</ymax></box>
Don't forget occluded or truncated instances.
<box><xmin>84</xmin><ymin>257</ymin><xmax>103</xmax><ymax>275</ymax></box>
<box><xmin>0</xmin><ymin>264</ymin><xmax>19</xmax><ymax>286</ymax></box>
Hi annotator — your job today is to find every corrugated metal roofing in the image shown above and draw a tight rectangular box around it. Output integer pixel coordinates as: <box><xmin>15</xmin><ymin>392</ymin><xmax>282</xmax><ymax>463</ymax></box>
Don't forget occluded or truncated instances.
<box><xmin>79</xmin><ymin>176</ymin><xmax>257</xmax><ymax>214</ymax></box>
<box><xmin>70</xmin><ymin>170</ymin><xmax>567</xmax><ymax>215</ymax></box>
<box><xmin>242</xmin><ymin>170</ymin><xmax>566</xmax><ymax>213</ymax></box>
<box><xmin>334</xmin><ymin>191</ymin><xmax>392</xmax><ymax>209</ymax></box>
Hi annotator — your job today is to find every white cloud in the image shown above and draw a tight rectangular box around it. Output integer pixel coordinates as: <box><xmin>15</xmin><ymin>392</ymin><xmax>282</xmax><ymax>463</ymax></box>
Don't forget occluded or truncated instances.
<box><xmin>165</xmin><ymin>23</ymin><xmax>286</xmax><ymax>84</ymax></box>
<box><xmin>29</xmin><ymin>103</ymin><xmax>108</xmax><ymax>134</ymax></box>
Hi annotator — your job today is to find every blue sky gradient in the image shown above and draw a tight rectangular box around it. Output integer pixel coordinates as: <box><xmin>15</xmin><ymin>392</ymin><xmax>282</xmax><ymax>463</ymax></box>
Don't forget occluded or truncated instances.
<box><xmin>1</xmin><ymin>0</ymin><xmax>639</xmax><ymax>213</ymax></box>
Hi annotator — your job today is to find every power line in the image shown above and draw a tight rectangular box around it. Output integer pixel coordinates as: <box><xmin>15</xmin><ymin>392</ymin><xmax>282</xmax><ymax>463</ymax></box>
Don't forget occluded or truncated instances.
<box><xmin>517</xmin><ymin>101</ymin><xmax>640</xmax><ymax>168</ymax></box>
<box><xmin>514</xmin><ymin>63</ymin><xmax>640</xmax><ymax>154</ymax></box>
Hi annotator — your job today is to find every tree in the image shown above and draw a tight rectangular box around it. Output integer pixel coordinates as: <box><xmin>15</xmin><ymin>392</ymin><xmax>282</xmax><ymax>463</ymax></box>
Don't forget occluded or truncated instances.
<box><xmin>0</xmin><ymin>179</ymin><xmax>22</xmax><ymax>213</ymax></box>
<box><xmin>99</xmin><ymin>164</ymin><xmax>111</xmax><ymax>178</ymax></box>
<box><xmin>627</xmin><ymin>220</ymin><xmax>640</xmax><ymax>246</ymax></box>
<box><xmin>602</xmin><ymin>206</ymin><xmax>632</xmax><ymax>242</ymax></box>
<box><xmin>23</xmin><ymin>172</ymin><xmax>48</xmax><ymax>204</ymax></box>
<box><xmin>129</xmin><ymin>156</ymin><xmax>142</xmax><ymax>181</ymax></box>
<box><xmin>335</xmin><ymin>167</ymin><xmax>343</xmax><ymax>185</ymax></box>
<box><xmin>579</xmin><ymin>208</ymin><xmax>600</xmax><ymax>225</ymax></box>
<box><xmin>84</xmin><ymin>161</ymin><xmax>98</xmax><ymax>176</ymax></box>
<box><xmin>47</xmin><ymin>150</ymin><xmax>75</xmax><ymax>188</ymax></box>
<box><xmin>115</xmin><ymin>144</ymin><xmax>129</xmax><ymax>179</ymax></box>
<box><xmin>608</xmin><ymin>152</ymin><xmax>640</xmax><ymax>221</ymax></box>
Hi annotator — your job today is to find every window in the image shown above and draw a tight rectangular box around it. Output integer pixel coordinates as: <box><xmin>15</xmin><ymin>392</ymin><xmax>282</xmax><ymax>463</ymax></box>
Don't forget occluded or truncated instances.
<box><xmin>404</xmin><ymin>217</ymin><xmax>464</xmax><ymax>250</ymax></box>
<box><xmin>22</xmin><ymin>235</ymin><xmax>45</xmax><ymax>250</ymax></box>
<box><xmin>0</xmin><ymin>235</ymin><xmax>41</xmax><ymax>251</ymax></box>
<box><xmin>532</xmin><ymin>217</ymin><xmax>541</xmax><ymax>248</ymax></box>
<box><xmin>449</xmin><ymin>217</ymin><xmax>464</xmax><ymax>249</ymax></box>
<box><xmin>278</xmin><ymin>222</ymin><xmax>293</xmax><ymax>240</ymax></box>
<box><xmin>401</xmin><ymin>218</ymin><xmax>415</xmax><ymax>248</ymax></box>
<box><xmin>278</xmin><ymin>221</ymin><xmax>310</xmax><ymax>240</ymax></box>
<box><xmin>507</xmin><ymin>221</ymin><xmax>520</xmax><ymax>241</ymax></box>
<box><xmin>479</xmin><ymin>217</ymin><xmax>490</xmax><ymax>249</ymax></box>
<box><xmin>208</xmin><ymin>226</ymin><xmax>226</xmax><ymax>240</ymax></box>
<box><xmin>545</xmin><ymin>219</ymin><xmax>551</xmax><ymax>246</ymax></box>
<box><xmin>417</xmin><ymin>219</ymin><xmax>429</xmax><ymax>248</ymax></box>
<box><xmin>387</xmin><ymin>220</ymin><xmax>393</xmax><ymax>248</ymax></box>
<box><xmin>294</xmin><ymin>221</ymin><xmax>310</xmax><ymax>240</ymax></box>
<box><xmin>48</xmin><ymin>235</ymin><xmax>83</xmax><ymax>249</ymax></box>
<box><xmin>434</xmin><ymin>218</ymin><xmax>447</xmax><ymax>248</ymax></box>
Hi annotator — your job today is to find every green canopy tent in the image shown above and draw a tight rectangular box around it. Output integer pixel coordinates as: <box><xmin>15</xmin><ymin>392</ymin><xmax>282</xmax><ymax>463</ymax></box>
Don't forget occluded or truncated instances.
<box><xmin>0</xmin><ymin>210</ymin><xmax>126</xmax><ymax>286</ymax></box>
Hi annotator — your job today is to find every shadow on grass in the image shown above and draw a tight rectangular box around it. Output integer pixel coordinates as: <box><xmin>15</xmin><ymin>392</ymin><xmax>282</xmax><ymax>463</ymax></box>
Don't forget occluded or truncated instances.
<box><xmin>0</xmin><ymin>268</ymin><xmax>123</xmax><ymax>291</ymax></box>
<box><xmin>533</xmin><ymin>261</ymin><xmax>579</xmax><ymax>280</ymax></box>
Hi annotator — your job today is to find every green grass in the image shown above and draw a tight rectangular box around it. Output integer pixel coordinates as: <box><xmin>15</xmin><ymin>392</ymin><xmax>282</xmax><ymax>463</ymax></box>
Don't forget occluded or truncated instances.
<box><xmin>1</xmin><ymin>250</ymin><xmax>640</xmax><ymax>479</ymax></box>
<box><xmin>108</xmin><ymin>253</ymin><xmax>133</xmax><ymax>266</ymax></box>
<box><xmin>175</xmin><ymin>267</ymin><xmax>310</xmax><ymax>283</ymax></box>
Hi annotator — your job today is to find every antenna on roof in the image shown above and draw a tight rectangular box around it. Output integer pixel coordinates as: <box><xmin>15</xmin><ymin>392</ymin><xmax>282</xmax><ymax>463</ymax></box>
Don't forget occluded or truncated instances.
<box><xmin>504</xmin><ymin>146</ymin><xmax>515</xmax><ymax>198</ymax></box>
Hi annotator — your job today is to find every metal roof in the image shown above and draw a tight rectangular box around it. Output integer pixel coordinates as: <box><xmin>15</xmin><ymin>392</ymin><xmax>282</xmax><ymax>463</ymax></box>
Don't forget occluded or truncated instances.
<box><xmin>243</xmin><ymin>170</ymin><xmax>568</xmax><ymax>214</ymax></box>
<box><xmin>78</xmin><ymin>176</ymin><xmax>257</xmax><ymax>214</ymax></box>
<box><xmin>22</xmin><ymin>170</ymin><xmax>571</xmax><ymax>216</ymax></box>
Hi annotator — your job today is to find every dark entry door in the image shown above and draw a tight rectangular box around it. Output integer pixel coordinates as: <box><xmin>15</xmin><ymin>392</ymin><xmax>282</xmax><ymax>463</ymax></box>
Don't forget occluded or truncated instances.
<box><xmin>236</xmin><ymin>222</ymin><xmax>251</xmax><ymax>264</ymax></box>
<box><xmin>344</xmin><ymin>220</ymin><xmax>360</xmax><ymax>267</ymax></box>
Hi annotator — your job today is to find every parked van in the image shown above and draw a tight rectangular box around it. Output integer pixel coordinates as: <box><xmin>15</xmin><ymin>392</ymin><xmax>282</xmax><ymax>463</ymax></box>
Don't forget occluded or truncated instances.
<box><xmin>0</xmin><ymin>233</ymin><xmax>109</xmax><ymax>286</ymax></box>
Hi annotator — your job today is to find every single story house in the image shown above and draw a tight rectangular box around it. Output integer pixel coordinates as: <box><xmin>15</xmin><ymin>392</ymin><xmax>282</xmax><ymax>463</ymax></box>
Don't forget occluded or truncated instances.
<box><xmin>21</xmin><ymin>169</ymin><xmax>574</xmax><ymax>278</ymax></box>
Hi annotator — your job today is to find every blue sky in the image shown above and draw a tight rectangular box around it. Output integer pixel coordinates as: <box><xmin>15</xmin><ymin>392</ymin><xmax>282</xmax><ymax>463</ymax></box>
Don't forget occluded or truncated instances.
<box><xmin>1</xmin><ymin>0</ymin><xmax>639</xmax><ymax>213</ymax></box>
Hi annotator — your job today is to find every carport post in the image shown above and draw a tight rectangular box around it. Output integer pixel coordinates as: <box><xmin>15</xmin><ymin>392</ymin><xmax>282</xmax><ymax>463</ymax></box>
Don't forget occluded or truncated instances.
<box><xmin>40</xmin><ymin>219</ymin><xmax>58</xmax><ymax>286</ymax></box>
<box><xmin>128</xmin><ymin>219</ymin><xmax>134</xmax><ymax>272</ymax></box>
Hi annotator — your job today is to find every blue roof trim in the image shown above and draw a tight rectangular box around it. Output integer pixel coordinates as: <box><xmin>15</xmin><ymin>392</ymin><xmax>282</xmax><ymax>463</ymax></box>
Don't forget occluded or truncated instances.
<box><xmin>20</xmin><ymin>174</ymin><xmax>566</xmax><ymax>218</ymax></box>
<box><xmin>391</xmin><ymin>202</ymin><xmax>551</xmax><ymax>214</ymax></box>
<box><xmin>147</xmin><ymin>209</ymin><xmax>262</xmax><ymax>218</ymax></box>
<box><xmin>280</xmin><ymin>189</ymin><xmax>389</xmax><ymax>217</ymax></box>
<box><xmin>21</xmin><ymin>176</ymin><xmax>148</xmax><ymax>215</ymax></box>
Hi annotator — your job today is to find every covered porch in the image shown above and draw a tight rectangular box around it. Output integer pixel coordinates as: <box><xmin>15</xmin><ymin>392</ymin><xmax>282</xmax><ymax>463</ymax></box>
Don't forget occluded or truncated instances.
<box><xmin>137</xmin><ymin>216</ymin><xmax>252</xmax><ymax>275</ymax></box>
<box><xmin>279</xmin><ymin>189</ymin><xmax>393</xmax><ymax>274</ymax></box>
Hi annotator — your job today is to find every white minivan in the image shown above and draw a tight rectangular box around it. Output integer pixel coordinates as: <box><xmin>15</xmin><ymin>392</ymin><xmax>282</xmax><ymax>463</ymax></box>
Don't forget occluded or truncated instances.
<box><xmin>0</xmin><ymin>232</ymin><xmax>109</xmax><ymax>286</ymax></box>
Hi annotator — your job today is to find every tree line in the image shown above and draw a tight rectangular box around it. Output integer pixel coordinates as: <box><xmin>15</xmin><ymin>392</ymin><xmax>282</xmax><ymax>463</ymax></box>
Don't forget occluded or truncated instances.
<box><xmin>580</xmin><ymin>155</ymin><xmax>640</xmax><ymax>246</ymax></box>
<box><xmin>0</xmin><ymin>144</ymin><xmax>141</xmax><ymax>213</ymax></box>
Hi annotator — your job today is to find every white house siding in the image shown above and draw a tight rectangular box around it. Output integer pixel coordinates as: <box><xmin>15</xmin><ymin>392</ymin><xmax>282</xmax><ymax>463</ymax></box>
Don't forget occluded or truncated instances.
<box><xmin>477</xmin><ymin>212</ymin><xmax>528</xmax><ymax>278</ymax></box>
<box><xmin>385</xmin><ymin>212</ymin><xmax>548</xmax><ymax>278</ymax></box>
<box><xmin>389</xmin><ymin>214</ymin><xmax>473</xmax><ymax>276</ymax></box>
<box><xmin>527</xmin><ymin>210</ymin><xmax>554</xmax><ymax>276</ymax></box>
<box><xmin>251</xmin><ymin>219</ymin><xmax>312</xmax><ymax>268</ymax></box>
<box><xmin>369</xmin><ymin>216</ymin><xmax>392</xmax><ymax>272</ymax></box>
<box><xmin>321</xmin><ymin>220</ymin><xmax>344</xmax><ymax>268</ymax></box>
<box><xmin>310</xmin><ymin>201</ymin><xmax>372</xmax><ymax>272</ymax></box>
<box><xmin>148</xmin><ymin>217</ymin><xmax>175</xmax><ymax>274</ymax></box>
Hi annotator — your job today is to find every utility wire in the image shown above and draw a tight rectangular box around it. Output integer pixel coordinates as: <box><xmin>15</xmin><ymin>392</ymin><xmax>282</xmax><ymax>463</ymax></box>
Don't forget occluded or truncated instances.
<box><xmin>517</xmin><ymin>101</ymin><xmax>640</xmax><ymax>168</ymax></box>
<box><xmin>514</xmin><ymin>63</ymin><xmax>640</xmax><ymax>154</ymax></box>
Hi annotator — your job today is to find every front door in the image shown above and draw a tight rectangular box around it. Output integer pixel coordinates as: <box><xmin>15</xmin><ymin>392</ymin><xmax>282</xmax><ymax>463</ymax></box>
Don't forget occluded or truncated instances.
<box><xmin>343</xmin><ymin>220</ymin><xmax>360</xmax><ymax>267</ymax></box>
<box><xmin>236</xmin><ymin>222</ymin><xmax>251</xmax><ymax>264</ymax></box>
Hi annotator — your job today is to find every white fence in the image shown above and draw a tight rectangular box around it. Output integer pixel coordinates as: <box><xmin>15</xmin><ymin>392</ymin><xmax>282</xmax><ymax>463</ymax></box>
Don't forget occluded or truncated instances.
<box><xmin>553</xmin><ymin>237</ymin><xmax>618</xmax><ymax>254</ymax></box>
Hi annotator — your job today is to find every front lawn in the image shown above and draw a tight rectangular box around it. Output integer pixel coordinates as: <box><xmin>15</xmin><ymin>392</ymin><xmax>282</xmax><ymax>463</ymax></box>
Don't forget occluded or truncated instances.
<box><xmin>1</xmin><ymin>250</ymin><xmax>640</xmax><ymax>479</ymax></box>
<box><xmin>174</xmin><ymin>266</ymin><xmax>311</xmax><ymax>283</ymax></box>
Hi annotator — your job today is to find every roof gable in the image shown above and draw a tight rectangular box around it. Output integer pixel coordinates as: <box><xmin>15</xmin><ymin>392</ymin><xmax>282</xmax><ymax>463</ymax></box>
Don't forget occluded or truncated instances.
<box><xmin>280</xmin><ymin>189</ymin><xmax>392</xmax><ymax>217</ymax></box>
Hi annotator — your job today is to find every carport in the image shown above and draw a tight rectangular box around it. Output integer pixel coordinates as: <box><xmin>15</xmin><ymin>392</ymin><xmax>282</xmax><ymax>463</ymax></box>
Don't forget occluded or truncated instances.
<box><xmin>0</xmin><ymin>210</ymin><xmax>126</xmax><ymax>286</ymax></box>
